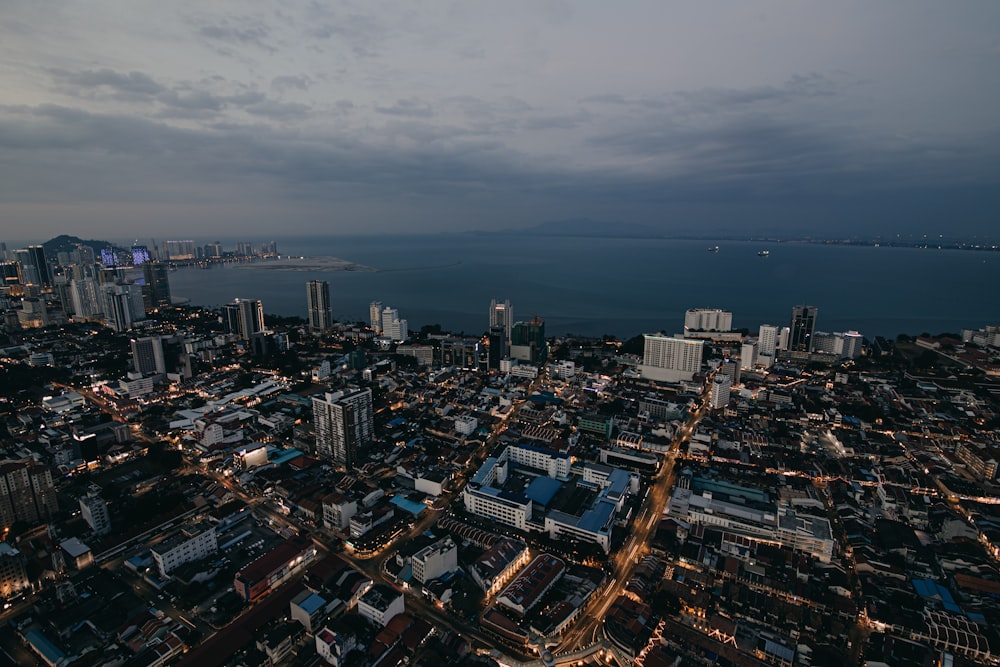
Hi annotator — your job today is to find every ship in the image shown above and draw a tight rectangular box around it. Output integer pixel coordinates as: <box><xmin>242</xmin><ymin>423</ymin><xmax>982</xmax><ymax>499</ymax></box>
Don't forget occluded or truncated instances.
<box><xmin>708</xmin><ymin>245</ymin><xmax>720</xmax><ymax>252</ymax></box>
<box><xmin>757</xmin><ymin>250</ymin><xmax>769</xmax><ymax>257</ymax></box>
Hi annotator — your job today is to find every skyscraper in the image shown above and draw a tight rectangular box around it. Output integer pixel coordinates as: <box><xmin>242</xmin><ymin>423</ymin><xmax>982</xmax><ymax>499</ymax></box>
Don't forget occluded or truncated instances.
<box><xmin>312</xmin><ymin>388</ymin><xmax>374</xmax><ymax>468</ymax></box>
<box><xmin>758</xmin><ymin>324</ymin><xmax>779</xmax><ymax>357</ymax></box>
<box><xmin>511</xmin><ymin>317</ymin><xmax>547</xmax><ymax>365</ymax></box>
<box><xmin>237</xmin><ymin>299</ymin><xmax>265</xmax><ymax>340</ymax></box>
<box><xmin>132</xmin><ymin>336</ymin><xmax>166</xmax><ymax>375</ymax></box>
<box><xmin>640</xmin><ymin>334</ymin><xmax>704</xmax><ymax>382</ymax></box>
<box><xmin>27</xmin><ymin>245</ymin><xmax>52</xmax><ymax>287</ymax></box>
<box><xmin>142</xmin><ymin>261</ymin><xmax>171</xmax><ymax>310</ymax></box>
<box><xmin>369</xmin><ymin>301</ymin><xmax>383</xmax><ymax>333</ymax></box>
<box><xmin>307</xmin><ymin>280</ymin><xmax>333</xmax><ymax>333</ymax></box>
<box><xmin>381</xmin><ymin>306</ymin><xmax>408</xmax><ymax>341</ymax></box>
<box><xmin>790</xmin><ymin>305</ymin><xmax>818</xmax><ymax>352</ymax></box>
<box><xmin>489</xmin><ymin>298</ymin><xmax>513</xmax><ymax>342</ymax></box>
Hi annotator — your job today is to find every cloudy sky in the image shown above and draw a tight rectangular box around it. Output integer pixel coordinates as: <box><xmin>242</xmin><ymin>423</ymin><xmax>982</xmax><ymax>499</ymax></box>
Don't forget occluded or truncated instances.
<box><xmin>2</xmin><ymin>1</ymin><xmax>998</xmax><ymax>240</ymax></box>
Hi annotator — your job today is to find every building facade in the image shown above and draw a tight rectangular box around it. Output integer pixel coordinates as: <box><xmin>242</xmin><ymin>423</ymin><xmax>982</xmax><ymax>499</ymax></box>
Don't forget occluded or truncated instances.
<box><xmin>313</xmin><ymin>388</ymin><xmax>375</xmax><ymax>468</ymax></box>
<box><xmin>307</xmin><ymin>280</ymin><xmax>333</xmax><ymax>333</ymax></box>
<box><xmin>640</xmin><ymin>335</ymin><xmax>704</xmax><ymax>383</ymax></box>
<box><xmin>790</xmin><ymin>305</ymin><xmax>819</xmax><ymax>352</ymax></box>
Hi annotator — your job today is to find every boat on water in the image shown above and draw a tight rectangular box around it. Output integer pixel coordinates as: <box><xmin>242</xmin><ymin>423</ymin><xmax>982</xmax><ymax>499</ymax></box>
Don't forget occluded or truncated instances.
<box><xmin>708</xmin><ymin>245</ymin><xmax>720</xmax><ymax>252</ymax></box>
<box><xmin>757</xmin><ymin>250</ymin><xmax>769</xmax><ymax>257</ymax></box>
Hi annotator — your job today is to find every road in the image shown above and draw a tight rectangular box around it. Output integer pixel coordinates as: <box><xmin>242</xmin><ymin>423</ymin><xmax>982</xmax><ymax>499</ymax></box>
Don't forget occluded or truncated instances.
<box><xmin>557</xmin><ymin>394</ymin><xmax>709</xmax><ymax>653</ymax></box>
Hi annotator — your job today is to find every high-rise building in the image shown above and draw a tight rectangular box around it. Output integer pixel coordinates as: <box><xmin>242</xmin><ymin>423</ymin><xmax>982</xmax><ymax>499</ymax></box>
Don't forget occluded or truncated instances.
<box><xmin>312</xmin><ymin>388</ymin><xmax>374</xmax><ymax>468</ymax></box>
<box><xmin>27</xmin><ymin>245</ymin><xmax>51</xmax><ymax>287</ymax></box>
<box><xmin>306</xmin><ymin>280</ymin><xmax>333</xmax><ymax>333</ymax></box>
<box><xmin>710</xmin><ymin>375</ymin><xmax>731</xmax><ymax>410</ymax></box>
<box><xmin>101</xmin><ymin>283</ymin><xmax>145</xmax><ymax>332</ymax></box>
<box><xmin>70</xmin><ymin>278</ymin><xmax>102</xmax><ymax>320</ymax></box>
<box><xmin>237</xmin><ymin>299</ymin><xmax>265</xmax><ymax>340</ymax></box>
<box><xmin>684</xmin><ymin>308</ymin><xmax>733</xmax><ymax>333</ymax></box>
<box><xmin>163</xmin><ymin>240</ymin><xmax>196</xmax><ymax>260</ymax></box>
<box><xmin>142</xmin><ymin>261</ymin><xmax>171</xmax><ymax>310</ymax></box>
<box><xmin>841</xmin><ymin>331</ymin><xmax>864</xmax><ymax>359</ymax></box>
<box><xmin>740</xmin><ymin>342</ymin><xmax>757</xmax><ymax>371</ymax></box>
<box><xmin>511</xmin><ymin>317</ymin><xmax>547</xmax><ymax>365</ymax></box>
<box><xmin>79</xmin><ymin>485</ymin><xmax>111</xmax><ymax>536</ymax></box>
<box><xmin>490</xmin><ymin>298</ymin><xmax>513</xmax><ymax>342</ymax></box>
<box><xmin>369</xmin><ymin>301</ymin><xmax>383</xmax><ymax>333</ymax></box>
<box><xmin>0</xmin><ymin>460</ymin><xmax>58</xmax><ymax>527</ymax></box>
<box><xmin>790</xmin><ymin>305</ymin><xmax>818</xmax><ymax>352</ymax></box>
<box><xmin>758</xmin><ymin>325</ymin><xmax>779</xmax><ymax>357</ymax></box>
<box><xmin>640</xmin><ymin>335</ymin><xmax>704</xmax><ymax>383</ymax></box>
<box><xmin>0</xmin><ymin>543</ymin><xmax>29</xmax><ymax>599</ymax></box>
<box><xmin>381</xmin><ymin>306</ymin><xmax>408</xmax><ymax>341</ymax></box>
<box><xmin>131</xmin><ymin>336</ymin><xmax>166</xmax><ymax>375</ymax></box>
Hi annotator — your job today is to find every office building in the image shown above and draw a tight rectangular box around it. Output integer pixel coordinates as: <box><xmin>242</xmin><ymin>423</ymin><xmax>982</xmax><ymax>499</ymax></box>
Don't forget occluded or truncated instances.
<box><xmin>490</xmin><ymin>298</ymin><xmax>513</xmax><ymax>341</ymax></box>
<box><xmin>237</xmin><ymin>299</ymin><xmax>265</xmax><ymax>340</ymax></box>
<box><xmin>307</xmin><ymin>280</ymin><xmax>333</xmax><ymax>333</ymax></box>
<box><xmin>142</xmin><ymin>261</ymin><xmax>171</xmax><ymax>309</ymax></box>
<box><xmin>222</xmin><ymin>302</ymin><xmax>241</xmax><ymax>335</ymax></box>
<box><xmin>740</xmin><ymin>342</ymin><xmax>757</xmax><ymax>371</ymax></box>
<box><xmin>640</xmin><ymin>335</ymin><xmax>703</xmax><ymax>383</ymax></box>
<box><xmin>684</xmin><ymin>308</ymin><xmax>733</xmax><ymax>333</ymax></box>
<box><xmin>313</xmin><ymin>387</ymin><xmax>374</xmax><ymax>468</ymax></box>
<box><xmin>131</xmin><ymin>336</ymin><xmax>166</xmax><ymax>376</ymax></box>
<box><xmin>369</xmin><ymin>301</ymin><xmax>383</xmax><ymax>333</ymax></box>
<box><xmin>27</xmin><ymin>245</ymin><xmax>52</xmax><ymax>287</ymax></box>
<box><xmin>511</xmin><ymin>317</ymin><xmax>547</xmax><ymax>365</ymax></box>
<box><xmin>790</xmin><ymin>305</ymin><xmax>818</xmax><ymax>352</ymax></box>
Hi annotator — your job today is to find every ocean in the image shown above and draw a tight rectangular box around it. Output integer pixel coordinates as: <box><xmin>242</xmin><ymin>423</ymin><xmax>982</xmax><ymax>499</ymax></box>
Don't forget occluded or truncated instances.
<box><xmin>166</xmin><ymin>235</ymin><xmax>999</xmax><ymax>340</ymax></box>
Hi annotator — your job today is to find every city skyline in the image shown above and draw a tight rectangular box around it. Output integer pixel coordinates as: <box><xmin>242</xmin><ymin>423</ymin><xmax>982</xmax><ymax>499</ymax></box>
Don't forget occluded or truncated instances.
<box><xmin>2</xmin><ymin>2</ymin><xmax>999</xmax><ymax>240</ymax></box>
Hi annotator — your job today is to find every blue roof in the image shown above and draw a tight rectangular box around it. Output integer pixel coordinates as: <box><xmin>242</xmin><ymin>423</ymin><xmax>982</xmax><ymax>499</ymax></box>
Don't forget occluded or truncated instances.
<box><xmin>388</xmin><ymin>417</ymin><xmax>407</xmax><ymax>427</ymax></box>
<box><xmin>577</xmin><ymin>498</ymin><xmax>616</xmax><ymax>533</ymax></box>
<box><xmin>391</xmin><ymin>495</ymin><xmax>427</xmax><ymax>516</ymax></box>
<box><xmin>270</xmin><ymin>448</ymin><xmax>304</xmax><ymax>465</ymax></box>
<box><xmin>298</xmin><ymin>592</ymin><xmax>327</xmax><ymax>614</ymax></box>
<box><xmin>528</xmin><ymin>391</ymin><xmax>561</xmax><ymax>405</ymax></box>
<box><xmin>24</xmin><ymin>630</ymin><xmax>65</xmax><ymax>664</ymax></box>
<box><xmin>471</xmin><ymin>457</ymin><xmax>497</xmax><ymax>486</ymax></box>
<box><xmin>913</xmin><ymin>578</ymin><xmax>962</xmax><ymax>614</ymax></box>
<box><xmin>525</xmin><ymin>477</ymin><xmax>562</xmax><ymax>506</ymax></box>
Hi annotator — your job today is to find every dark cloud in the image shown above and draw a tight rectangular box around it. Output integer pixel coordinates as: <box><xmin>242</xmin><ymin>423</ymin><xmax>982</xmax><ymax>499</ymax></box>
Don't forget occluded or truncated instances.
<box><xmin>271</xmin><ymin>74</ymin><xmax>312</xmax><ymax>92</ymax></box>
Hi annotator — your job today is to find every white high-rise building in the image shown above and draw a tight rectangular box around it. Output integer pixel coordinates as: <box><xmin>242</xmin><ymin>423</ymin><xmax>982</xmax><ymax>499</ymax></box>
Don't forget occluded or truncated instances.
<box><xmin>758</xmin><ymin>325</ymin><xmax>778</xmax><ymax>357</ymax></box>
<box><xmin>369</xmin><ymin>301</ymin><xmax>383</xmax><ymax>333</ymax></box>
<box><xmin>841</xmin><ymin>331</ymin><xmax>864</xmax><ymax>359</ymax></box>
<box><xmin>70</xmin><ymin>278</ymin><xmax>102</xmax><ymax>319</ymax></box>
<box><xmin>740</xmin><ymin>342</ymin><xmax>757</xmax><ymax>371</ymax></box>
<box><xmin>101</xmin><ymin>283</ymin><xmax>145</xmax><ymax>332</ymax></box>
<box><xmin>640</xmin><ymin>335</ymin><xmax>704</xmax><ymax>383</ymax></box>
<box><xmin>307</xmin><ymin>280</ymin><xmax>333</xmax><ymax>333</ymax></box>
<box><xmin>79</xmin><ymin>486</ymin><xmax>111</xmax><ymax>536</ymax></box>
<box><xmin>684</xmin><ymin>308</ymin><xmax>733</xmax><ymax>333</ymax></box>
<box><xmin>313</xmin><ymin>387</ymin><xmax>374</xmax><ymax>468</ymax></box>
<box><xmin>710</xmin><ymin>375</ymin><xmax>731</xmax><ymax>410</ymax></box>
<box><xmin>381</xmin><ymin>306</ymin><xmax>408</xmax><ymax>341</ymax></box>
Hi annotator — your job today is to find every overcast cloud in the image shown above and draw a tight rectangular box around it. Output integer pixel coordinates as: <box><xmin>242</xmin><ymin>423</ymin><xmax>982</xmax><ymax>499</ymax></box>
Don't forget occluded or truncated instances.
<box><xmin>1</xmin><ymin>1</ymin><xmax>998</xmax><ymax>239</ymax></box>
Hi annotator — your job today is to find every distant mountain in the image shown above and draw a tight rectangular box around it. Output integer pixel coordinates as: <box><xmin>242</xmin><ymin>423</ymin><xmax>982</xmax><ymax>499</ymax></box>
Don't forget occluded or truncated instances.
<box><xmin>472</xmin><ymin>219</ymin><xmax>664</xmax><ymax>239</ymax></box>
<box><xmin>42</xmin><ymin>234</ymin><xmax>113</xmax><ymax>255</ymax></box>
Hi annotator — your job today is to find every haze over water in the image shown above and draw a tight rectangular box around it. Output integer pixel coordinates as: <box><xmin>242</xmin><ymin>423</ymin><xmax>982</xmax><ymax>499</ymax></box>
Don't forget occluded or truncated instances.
<box><xmin>168</xmin><ymin>236</ymin><xmax>999</xmax><ymax>340</ymax></box>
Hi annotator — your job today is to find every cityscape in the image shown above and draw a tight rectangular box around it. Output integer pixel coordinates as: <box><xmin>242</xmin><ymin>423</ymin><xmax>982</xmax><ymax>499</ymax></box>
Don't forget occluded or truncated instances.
<box><xmin>0</xmin><ymin>236</ymin><xmax>997</xmax><ymax>667</ymax></box>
